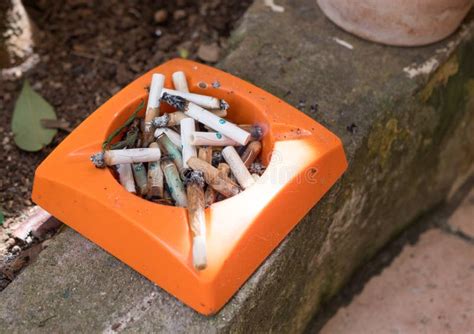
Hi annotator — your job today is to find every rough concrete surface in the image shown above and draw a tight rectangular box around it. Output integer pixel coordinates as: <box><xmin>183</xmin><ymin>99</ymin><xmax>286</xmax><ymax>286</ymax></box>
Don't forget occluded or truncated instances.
<box><xmin>320</xmin><ymin>229</ymin><xmax>474</xmax><ymax>333</ymax></box>
<box><xmin>1</xmin><ymin>1</ymin><xmax>474</xmax><ymax>333</ymax></box>
<box><xmin>448</xmin><ymin>188</ymin><xmax>474</xmax><ymax>238</ymax></box>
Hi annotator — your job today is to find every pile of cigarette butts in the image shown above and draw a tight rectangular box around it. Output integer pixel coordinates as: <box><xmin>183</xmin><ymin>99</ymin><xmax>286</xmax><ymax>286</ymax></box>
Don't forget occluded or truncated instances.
<box><xmin>90</xmin><ymin>71</ymin><xmax>266</xmax><ymax>270</ymax></box>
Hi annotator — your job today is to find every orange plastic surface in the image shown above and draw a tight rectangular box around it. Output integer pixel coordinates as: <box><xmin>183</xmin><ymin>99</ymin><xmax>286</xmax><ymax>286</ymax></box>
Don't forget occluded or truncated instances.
<box><xmin>32</xmin><ymin>59</ymin><xmax>347</xmax><ymax>315</ymax></box>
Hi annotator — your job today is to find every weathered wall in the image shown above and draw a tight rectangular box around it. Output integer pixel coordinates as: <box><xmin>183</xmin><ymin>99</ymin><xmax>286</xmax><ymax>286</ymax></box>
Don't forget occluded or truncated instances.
<box><xmin>0</xmin><ymin>1</ymin><xmax>473</xmax><ymax>333</ymax></box>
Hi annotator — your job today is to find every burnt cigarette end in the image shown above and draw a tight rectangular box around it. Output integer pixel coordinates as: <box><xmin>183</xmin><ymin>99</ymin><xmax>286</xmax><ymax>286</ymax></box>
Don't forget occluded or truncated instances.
<box><xmin>184</xmin><ymin>170</ymin><xmax>205</xmax><ymax>188</ymax></box>
<box><xmin>251</xmin><ymin>125</ymin><xmax>263</xmax><ymax>140</ymax></box>
<box><xmin>212</xmin><ymin>150</ymin><xmax>223</xmax><ymax>166</ymax></box>
<box><xmin>161</xmin><ymin>92</ymin><xmax>187</xmax><ymax>110</ymax></box>
<box><xmin>220</xmin><ymin>100</ymin><xmax>230</xmax><ymax>110</ymax></box>
<box><xmin>249</xmin><ymin>161</ymin><xmax>266</xmax><ymax>175</ymax></box>
<box><xmin>91</xmin><ymin>152</ymin><xmax>106</xmax><ymax>168</ymax></box>
<box><xmin>151</xmin><ymin>113</ymin><xmax>170</xmax><ymax>128</ymax></box>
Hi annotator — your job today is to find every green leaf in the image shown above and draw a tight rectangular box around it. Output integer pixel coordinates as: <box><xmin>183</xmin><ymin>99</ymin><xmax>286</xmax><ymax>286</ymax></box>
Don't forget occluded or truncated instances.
<box><xmin>0</xmin><ymin>210</ymin><xmax>3</xmax><ymax>226</ymax></box>
<box><xmin>11</xmin><ymin>80</ymin><xmax>58</xmax><ymax>152</ymax></box>
<box><xmin>178</xmin><ymin>48</ymin><xmax>189</xmax><ymax>59</ymax></box>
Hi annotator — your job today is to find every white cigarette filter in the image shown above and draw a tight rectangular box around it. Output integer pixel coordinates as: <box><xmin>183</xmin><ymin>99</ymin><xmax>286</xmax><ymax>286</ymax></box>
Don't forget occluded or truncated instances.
<box><xmin>181</xmin><ymin>118</ymin><xmax>197</xmax><ymax>168</ymax></box>
<box><xmin>145</xmin><ymin>73</ymin><xmax>165</xmax><ymax>122</ymax></box>
<box><xmin>190</xmin><ymin>132</ymin><xmax>240</xmax><ymax>146</ymax></box>
<box><xmin>117</xmin><ymin>164</ymin><xmax>136</xmax><ymax>193</ymax></box>
<box><xmin>172</xmin><ymin>71</ymin><xmax>189</xmax><ymax>93</ymax></box>
<box><xmin>154</xmin><ymin>127</ymin><xmax>182</xmax><ymax>148</ymax></box>
<box><xmin>161</xmin><ymin>88</ymin><xmax>222</xmax><ymax>110</ymax></box>
<box><xmin>185</xmin><ymin>102</ymin><xmax>250</xmax><ymax>146</ymax></box>
<box><xmin>193</xmin><ymin>235</ymin><xmax>207</xmax><ymax>270</ymax></box>
<box><xmin>222</xmin><ymin>146</ymin><xmax>255</xmax><ymax>189</ymax></box>
<box><xmin>104</xmin><ymin>148</ymin><xmax>161</xmax><ymax>165</ymax></box>
<box><xmin>212</xmin><ymin>109</ymin><xmax>227</xmax><ymax>118</ymax></box>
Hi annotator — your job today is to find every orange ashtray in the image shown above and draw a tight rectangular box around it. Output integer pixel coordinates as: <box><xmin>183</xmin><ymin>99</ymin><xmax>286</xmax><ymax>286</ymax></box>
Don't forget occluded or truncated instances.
<box><xmin>32</xmin><ymin>59</ymin><xmax>347</xmax><ymax>315</ymax></box>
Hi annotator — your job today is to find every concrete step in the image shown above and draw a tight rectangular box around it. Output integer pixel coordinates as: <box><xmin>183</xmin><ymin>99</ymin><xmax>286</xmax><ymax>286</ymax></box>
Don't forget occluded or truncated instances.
<box><xmin>319</xmin><ymin>188</ymin><xmax>474</xmax><ymax>333</ymax></box>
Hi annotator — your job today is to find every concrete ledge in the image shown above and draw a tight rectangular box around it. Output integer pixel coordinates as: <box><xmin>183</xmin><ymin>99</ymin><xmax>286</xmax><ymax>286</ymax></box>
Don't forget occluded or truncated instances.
<box><xmin>1</xmin><ymin>0</ymin><xmax>473</xmax><ymax>332</ymax></box>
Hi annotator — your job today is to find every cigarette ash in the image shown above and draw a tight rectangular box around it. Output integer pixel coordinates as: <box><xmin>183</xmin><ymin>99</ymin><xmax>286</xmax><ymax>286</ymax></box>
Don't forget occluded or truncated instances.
<box><xmin>220</xmin><ymin>100</ymin><xmax>230</xmax><ymax>110</ymax></box>
<box><xmin>151</xmin><ymin>113</ymin><xmax>170</xmax><ymax>128</ymax></box>
<box><xmin>212</xmin><ymin>150</ymin><xmax>223</xmax><ymax>166</ymax></box>
<box><xmin>250</xmin><ymin>125</ymin><xmax>263</xmax><ymax>140</ymax></box>
<box><xmin>250</xmin><ymin>162</ymin><xmax>266</xmax><ymax>175</ymax></box>
<box><xmin>183</xmin><ymin>170</ymin><xmax>206</xmax><ymax>188</ymax></box>
<box><xmin>161</xmin><ymin>92</ymin><xmax>187</xmax><ymax>110</ymax></box>
<box><xmin>91</xmin><ymin>152</ymin><xmax>106</xmax><ymax>168</ymax></box>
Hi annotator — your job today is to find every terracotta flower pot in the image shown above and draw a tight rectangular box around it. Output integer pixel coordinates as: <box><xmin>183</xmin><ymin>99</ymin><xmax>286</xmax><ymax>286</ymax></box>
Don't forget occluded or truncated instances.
<box><xmin>317</xmin><ymin>0</ymin><xmax>473</xmax><ymax>46</ymax></box>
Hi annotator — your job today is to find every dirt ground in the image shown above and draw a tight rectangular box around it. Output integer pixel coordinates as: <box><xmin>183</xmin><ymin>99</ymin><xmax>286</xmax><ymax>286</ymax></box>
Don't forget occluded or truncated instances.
<box><xmin>0</xmin><ymin>0</ymin><xmax>252</xmax><ymax>219</ymax></box>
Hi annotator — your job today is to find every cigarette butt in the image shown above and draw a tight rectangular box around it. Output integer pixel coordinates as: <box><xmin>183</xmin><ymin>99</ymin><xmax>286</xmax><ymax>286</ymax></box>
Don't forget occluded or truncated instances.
<box><xmin>172</xmin><ymin>71</ymin><xmax>190</xmax><ymax>93</ymax></box>
<box><xmin>132</xmin><ymin>162</ymin><xmax>148</xmax><ymax>196</ymax></box>
<box><xmin>201</xmin><ymin>111</ymin><xmax>227</xmax><ymax>122</ymax></box>
<box><xmin>152</xmin><ymin>111</ymin><xmax>189</xmax><ymax>128</ymax></box>
<box><xmin>198</xmin><ymin>146</ymin><xmax>213</xmax><ymax>164</ymax></box>
<box><xmin>154</xmin><ymin>127</ymin><xmax>182</xmax><ymax>148</ymax></box>
<box><xmin>146</xmin><ymin>73</ymin><xmax>165</xmax><ymax>115</ymax></box>
<box><xmin>211</xmin><ymin>109</ymin><xmax>227</xmax><ymax>118</ymax></box>
<box><xmin>239</xmin><ymin>124</ymin><xmax>264</xmax><ymax>141</ymax></box>
<box><xmin>164</xmin><ymin>98</ymin><xmax>250</xmax><ymax>145</ymax></box>
<box><xmin>241</xmin><ymin>141</ymin><xmax>262</xmax><ymax>167</ymax></box>
<box><xmin>192</xmin><ymin>236</ymin><xmax>207</xmax><ymax>270</ymax></box>
<box><xmin>217</xmin><ymin>162</ymin><xmax>231</xmax><ymax>177</ymax></box>
<box><xmin>185</xmin><ymin>170</ymin><xmax>207</xmax><ymax>270</ymax></box>
<box><xmin>181</xmin><ymin>118</ymin><xmax>197</xmax><ymax>169</ymax></box>
<box><xmin>161</xmin><ymin>88</ymin><xmax>225</xmax><ymax>110</ymax></box>
<box><xmin>222</xmin><ymin>146</ymin><xmax>255</xmax><ymax>189</ymax></box>
<box><xmin>169</xmin><ymin>111</ymin><xmax>189</xmax><ymax>126</ymax></box>
<box><xmin>201</xmin><ymin>146</ymin><xmax>215</xmax><ymax>207</ymax></box>
<box><xmin>204</xmin><ymin>186</ymin><xmax>216</xmax><ymax>207</ymax></box>
<box><xmin>187</xmin><ymin>157</ymin><xmax>240</xmax><ymax>198</ymax></box>
<box><xmin>144</xmin><ymin>73</ymin><xmax>165</xmax><ymax>145</ymax></box>
<box><xmin>169</xmin><ymin>112</ymin><xmax>189</xmax><ymax>125</ymax></box>
<box><xmin>156</xmin><ymin>133</ymin><xmax>184</xmax><ymax>172</ymax></box>
<box><xmin>190</xmin><ymin>132</ymin><xmax>240</xmax><ymax>146</ymax></box>
<box><xmin>116</xmin><ymin>164</ymin><xmax>136</xmax><ymax>193</ymax></box>
<box><xmin>147</xmin><ymin>142</ymin><xmax>164</xmax><ymax>198</ymax></box>
<box><xmin>91</xmin><ymin>148</ymin><xmax>161</xmax><ymax>167</ymax></box>
<box><xmin>161</xmin><ymin>159</ymin><xmax>188</xmax><ymax>207</ymax></box>
<box><xmin>204</xmin><ymin>162</ymin><xmax>229</xmax><ymax>207</ymax></box>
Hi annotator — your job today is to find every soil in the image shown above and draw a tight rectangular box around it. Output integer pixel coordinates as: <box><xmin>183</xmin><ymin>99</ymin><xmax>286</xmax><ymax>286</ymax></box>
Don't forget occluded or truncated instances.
<box><xmin>0</xmin><ymin>0</ymin><xmax>252</xmax><ymax>219</ymax></box>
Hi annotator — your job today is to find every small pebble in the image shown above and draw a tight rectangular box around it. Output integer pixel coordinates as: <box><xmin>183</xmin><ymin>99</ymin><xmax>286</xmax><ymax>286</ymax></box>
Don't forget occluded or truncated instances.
<box><xmin>154</xmin><ymin>9</ymin><xmax>168</xmax><ymax>24</ymax></box>
<box><xmin>173</xmin><ymin>9</ymin><xmax>187</xmax><ymax>20</ymax></box>
<box><xmin>6</xmin><ymin>238</ymin><xmax>15</xmax><ymax>247</ymax></box>
<box><xmin>11</xmin><ymin>245</ymin><xmax>21</xmax><ymax>254</ymax></box>
<box><xmin>197</xmin><ymin>43</ymin><xmax>220</xmax><ymax>63</ymax></box>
